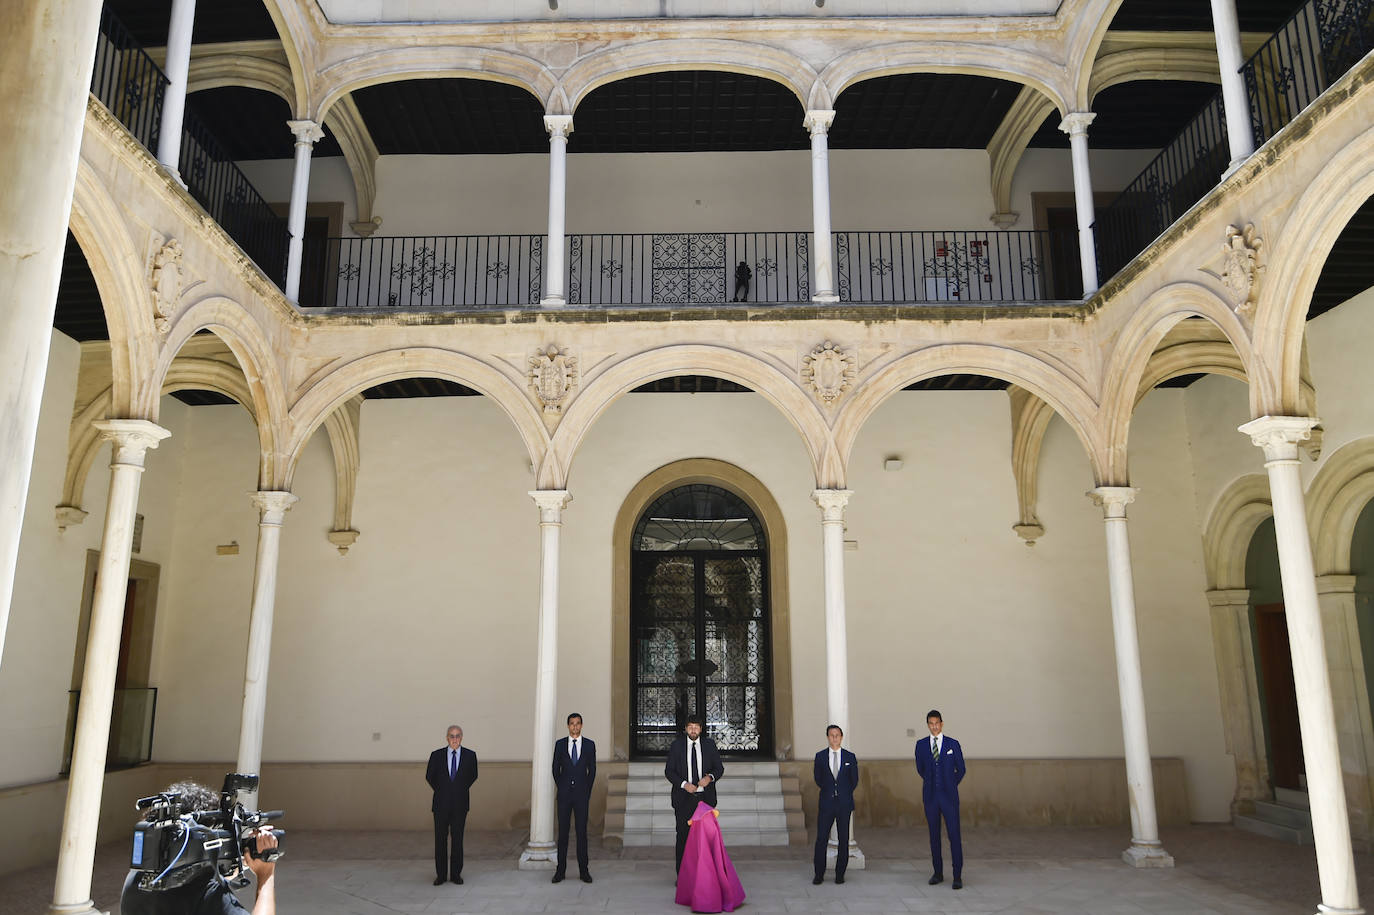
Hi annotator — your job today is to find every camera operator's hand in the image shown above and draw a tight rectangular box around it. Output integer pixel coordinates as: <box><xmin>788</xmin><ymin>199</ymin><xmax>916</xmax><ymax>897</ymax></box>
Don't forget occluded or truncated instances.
<box><xmin>244</xmin><ymin>830</ymin><xmax>278</xmax><ymax>882</ymax></box>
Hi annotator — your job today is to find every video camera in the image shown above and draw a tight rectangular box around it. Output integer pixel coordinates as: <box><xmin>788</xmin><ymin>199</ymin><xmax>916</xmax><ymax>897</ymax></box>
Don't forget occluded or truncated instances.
<box><xmin>129</xmin><ymin>773</ymin><xmax>284</xmax><ymax>891</ymax></box>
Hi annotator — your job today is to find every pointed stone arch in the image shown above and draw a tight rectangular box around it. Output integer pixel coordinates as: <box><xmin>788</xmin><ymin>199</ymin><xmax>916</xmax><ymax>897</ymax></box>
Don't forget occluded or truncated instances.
<box><xmin>1307</xmin><ymin>438</ymin><xmax>1374</xmax><ymax>575</ymax></box>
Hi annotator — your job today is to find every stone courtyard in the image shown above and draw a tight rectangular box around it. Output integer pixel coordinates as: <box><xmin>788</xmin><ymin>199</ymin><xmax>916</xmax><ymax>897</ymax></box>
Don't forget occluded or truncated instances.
<box><xmin>2</xmin><ymin>825</ymin><xmax>1365</xmax><ymax>915</ymax></box>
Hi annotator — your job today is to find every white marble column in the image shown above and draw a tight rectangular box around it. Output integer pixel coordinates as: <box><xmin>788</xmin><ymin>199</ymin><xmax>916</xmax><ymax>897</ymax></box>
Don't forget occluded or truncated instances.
<box><xmin>520</xmin><ymin>489</ymin><xmax>571</xmax><ymax>869</ymax></box>
<box><xmin>813</xmin><ymin>489</ymin><xmax>864</xmax><ymax>868</ymax></box>
<box><xmin>283</xmin><ymin>119</ymin><xmax>324</xmax><ymax>303</ymax></box>
<box><xmin>1241</xmin><ymin>416</ymin><xmax>1363</xmax><ymax>914</ymax></box>
<box><xmin>50</xmin><ymin>420</ymin><xmax>170</xmax><ymax>915</ymax></box>
<box><xmin>234</xmin><ymin>491</ymin><xmax>298</xmax><ymax>805</ymax></box>
<box><xmin>155</xmin><ymin>0</ymin><xmax>196</xmax><ymax>177</ymax></box>
<box><xmin>804</xmin><ymin>110</ymin><xmax>839</xmax><ymax>304</ymax></box>
<box><xmin>1209</xmin><ymin>0</ymin><xmax>1256</xmax><ymax>169</ymax></box>
<box><xmin>1059</xmin><ymin>112</ymin><xmax>1100</xmax><ymax>296</ymax></box>
<box><xmin>0</xmin><ymin>0</ymin><xmax>106</xmax><ymax>672</ymax></box>
<box><xmin>1205</xmin><ymin>589</ymin><xmax>1270</xmax><ymax>808</ymax></box>
<box><xmin>540</xmin><ymin>115</ymin><xmax>573</xmax><ymax>307</ymax></box>
<box><xmin>1087</xmin><ymin>487</ymin><xmax>1174</xmax><ymax>867</ymax></box>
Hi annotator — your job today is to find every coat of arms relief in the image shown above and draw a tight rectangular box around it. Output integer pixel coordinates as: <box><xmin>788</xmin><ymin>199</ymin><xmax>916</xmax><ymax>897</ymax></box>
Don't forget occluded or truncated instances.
<box><xmin>529</xmin><ymin>345</ymin><xmax>579</xmax><ymax>414</ymax></box>
<box><xmin>149</xmin><ymin>238</ymin><xmax>186</xmax><ymax>335</ymax></box>
<box><xmin>1218</xmin><ymin>223</ymin><xmax>1264</xmax><ymax>318</ymax></box>
<box><xmin>801</xmin><ymin>341</ymin><xmax>857</xmax><ymax>405</ymax></box>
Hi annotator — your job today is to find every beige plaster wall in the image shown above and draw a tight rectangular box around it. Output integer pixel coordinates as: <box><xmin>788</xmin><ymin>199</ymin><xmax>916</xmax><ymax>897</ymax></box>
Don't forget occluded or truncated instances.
<box><xmin>1305</xmin><ymin>285</ymin><xmax>1374</xmax><ymax>481</ymax></box>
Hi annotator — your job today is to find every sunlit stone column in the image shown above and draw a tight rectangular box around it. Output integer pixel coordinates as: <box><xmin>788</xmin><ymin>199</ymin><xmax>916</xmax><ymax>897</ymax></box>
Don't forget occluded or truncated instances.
<box><xmin>1241</xmin><ymin>417</ymin><xmax>1363</xmax><ymax>915</ymax></box>
<box><xmin>1210</xmin><ymin>0</ymin><xmax>1256</xmax><ymax>168</ymax></box>
<box><xmin>283</xmin><ymin>119</ymin><xmax>324</xmax><ymax>303</ymax></box>
<box><xmin>1087</xmin><ymin>487</ymin><xmax>1174</xmax><ymax>868</ymax></box>
<box><xmin>1205</xmin><ymin>589</ymin><xmax>1270</xmax><ymax>808</ymax></box>
<box><xmin>0</xmin><ymin>0</ymin><xmax>106</xmax><ymax>672</ymax></box>
<box><xmin>813</xmin><ymin>489</ymin><xmax>864</xmax><ymax>869</ymax></box>
<box><xmin>155</xmin><ymin>0</ymin><xmax>196</xmax><ymax>176</ymax></box>
<box><xmin>235</xmin><ymin>491</ymin><xmax>299</xmax><ymax>805</ymax></box>
<box><xmin>1059</xmin><ymin>112</ymin><xmax>1100</xmax><ymax>295</ymax></box>
<box><xmin>520</xmin><ymin>490</ymin><xmax>571</xmax><ymax>869</ymax></box>
<box><xmin>804</xmin><ymin>110</ymin><xmax>839</xmax><ymax>304</ymax></box>
<box><xmin>541</xmin><ymin>115</ymin><xmax>573</xmax><ymax>307</ymax></box>
<box><xmin>50</xmin><ymin>421</ymin><xmax>170</xmax><ymax>915</ymax></box>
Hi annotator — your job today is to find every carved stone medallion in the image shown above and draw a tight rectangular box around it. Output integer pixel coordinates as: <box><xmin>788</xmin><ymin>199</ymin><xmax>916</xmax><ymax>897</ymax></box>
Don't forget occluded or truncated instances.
<box><xmin>149</xmin><ymin>238</ymin><xmax>185</xmax><ymax>334</ymax></box>
<box><xmin>1219</xmin><ymin>223</ymin><xmax>1263</xmax><ymax>318</ymax></box>
<box><xmin>801</xmin><ymin>341</ymin><xmax>856</xmax><ymax>405</ymax></box>
<box><xmin>529</xmin><ymin>344</ymin><xmax>578</xmax><ymax>414</ymax></box>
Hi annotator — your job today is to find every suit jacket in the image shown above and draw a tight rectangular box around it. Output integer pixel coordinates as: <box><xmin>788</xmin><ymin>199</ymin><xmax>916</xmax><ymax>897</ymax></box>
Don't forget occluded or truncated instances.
<box><xmin>814</xmin><ymin>747</ymin><xmax>859</xmax><ymax>813</ymax></box>
<box><xmin>914</xmin><ymin>735</ymin><xmax>965</xmax><ymax>806</ymax></box>
<box><xmin>552</xmin><ymin>736</ymin><xmax>596</xmax><ymax>801</ymax></box>
<box><xmin>664</xmin><ymin>735</ymin><xmax>724</xmax><ymax>811</ymax></box>
<box><xmin>426</xmin><ymin>745</ymin><xmax>479</xmax><ymax>813</ymax></box>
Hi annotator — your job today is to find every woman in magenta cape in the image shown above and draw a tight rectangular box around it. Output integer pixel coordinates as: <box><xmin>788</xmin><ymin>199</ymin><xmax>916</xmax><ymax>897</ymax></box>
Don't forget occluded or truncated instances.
<box><xmin>675</xmin><ymin>802</ymin><xmax>747</xmax><ymax>913</ymax></box>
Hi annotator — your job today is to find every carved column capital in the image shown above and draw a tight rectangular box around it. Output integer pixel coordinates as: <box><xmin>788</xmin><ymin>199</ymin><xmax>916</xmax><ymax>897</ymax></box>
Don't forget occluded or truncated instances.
<box><xmin>804</xmin><ymin>109</ymin><xmax>836</xmax><ymax>137</ymax></box>
<box><xmin>93</xmin><ymin>419</ymin><xmax>171</xmax><ymax>468</ymax></box>
<box><xmin>543</xmin><ymin>115</ymin><xmax>574</xmax><ymax>139</ymax></box>
<box><xmin>530</xmin><ymin>489</ymin><xmax>572</xmax><ymax>523</ymax></box>
<box><xmin>1087</xmin><ymin>485</ymin><xmax>1137</xmax><ymax>519</ymax></box>
<box><xmin>1239</xmin><ymin>416</ymin><xmax>1320</xmax><ymax>463</ymax></box>
<box><xmin>248</xmin><ymin>490</ymin><xmax>299</xmax><ymax>526</ymax></box>
<box><xmin>288</xmin><ymin>119</ymin><xmax>325</xmax><ymax>146</ymax></box>
<box><xmin>812</xmin><ymin>489</ymin><xmax>853</xmax><ymax>522</ymax></box>
<box><xmin>1058</xmin><ymin>111</ymin><xmax>1096</xmax><ymax>138</ymax></box>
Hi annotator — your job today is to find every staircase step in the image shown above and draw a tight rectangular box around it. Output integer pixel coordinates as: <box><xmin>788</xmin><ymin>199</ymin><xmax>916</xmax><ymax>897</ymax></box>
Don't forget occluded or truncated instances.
<box><xmin>1235</xmin><ymin>813</ymin><xmax>1314</xmax><ymax>845</ymax></box>
<box><xmin>608</xmin><ymin>759</ymin><xmax>800</xmax><ymax>846</ymax></box>
<box><xmin>1253</xmin><ymin>799</ymin><xmax>1314</xmax><ymax>830</ymax></box>
<box><xmin>1275</xmin><ymin>787</ymin><xmax>1311</xmax><ymax>810</ymax></box>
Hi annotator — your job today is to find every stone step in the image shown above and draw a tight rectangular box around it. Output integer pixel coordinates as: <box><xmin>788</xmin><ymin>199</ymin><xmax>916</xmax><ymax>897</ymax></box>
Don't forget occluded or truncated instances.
<box><xmin>1235</xmin><ymin>812</ymin><xmax>1314</xmax><ymax>845</ymax></box>
<box><xmin>625</xmin><ymin>760</ymin><xmax>783</xmax><ymax>777</ymax></box>
<box><xmin>606</xmin><ymin>759</ymin><xmax>802</xmax><ymax>847</ymax></box>
<box><xmin>1275</xmin><ymin>787</ymin><xmax>1311</xmax><ymax>810</ymax></box>
<box><xmin>1253</xmin><ymin>799</ymin><xmax>1314</xmax><ymax>830</ymax></box>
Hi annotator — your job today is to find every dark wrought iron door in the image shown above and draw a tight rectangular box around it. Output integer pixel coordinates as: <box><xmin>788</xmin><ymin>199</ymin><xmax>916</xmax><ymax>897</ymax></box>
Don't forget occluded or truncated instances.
<box><xmin>630</xmin><ymin>485</ymin><xmax>772</xmax><ymax>757</ymax></box>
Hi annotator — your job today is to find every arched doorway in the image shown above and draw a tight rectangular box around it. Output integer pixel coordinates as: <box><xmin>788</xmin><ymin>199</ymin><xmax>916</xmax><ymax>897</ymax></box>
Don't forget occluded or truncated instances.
<box><xmin>629</xmin><ymin>483</ymin><xmax>774</xmax><ymax>758</ymax></box>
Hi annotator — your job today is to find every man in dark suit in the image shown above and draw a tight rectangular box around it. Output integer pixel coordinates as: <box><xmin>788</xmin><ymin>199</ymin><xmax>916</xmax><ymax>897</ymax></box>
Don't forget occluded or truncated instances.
<box><xmin>663</xmin><ymin>715</ymin><xmax>724</xmax><ymax>873</ymax></box>
<box><xmin>813</xmin><ymin>724</ymin><xmax>859</xmax><ymax>885</ymax></box>
<box><xmin>425</xmin><ymin>724</ymin><xmax>479</xmax><ymax>885</ymax></box>
<box><xmin>914</xmin><ymin>709</ymin><xmax>965</xmax><ymax>890</ymax></box>
<box><xmin>551</xmin><ymin>712</ymin><xmax>596</xmax><ymax>885</ymax></box>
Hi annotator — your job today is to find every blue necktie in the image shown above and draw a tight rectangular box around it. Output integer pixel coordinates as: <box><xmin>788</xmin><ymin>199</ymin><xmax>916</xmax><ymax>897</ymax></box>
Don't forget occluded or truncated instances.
<box><xmin>450</xmin><ymin>749</ymin><xmax>457</xmax><ymax>779</ymax></box>
<box><xmin>571</xmin><ymin>739</ymin><xmax>579</xmax><ymax>766</ymax></box>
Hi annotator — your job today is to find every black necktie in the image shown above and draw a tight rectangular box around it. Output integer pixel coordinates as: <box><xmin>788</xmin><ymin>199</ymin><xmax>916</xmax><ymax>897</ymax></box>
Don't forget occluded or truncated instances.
<box><xmin>571</xmin><ymin>739</ymin><xmax>578</xmax><ymax>766</ymax></box>
<box><xmin>690</xmin><ymin>741</ymin><xmax>700</xmax><ymax>784</ymax></box>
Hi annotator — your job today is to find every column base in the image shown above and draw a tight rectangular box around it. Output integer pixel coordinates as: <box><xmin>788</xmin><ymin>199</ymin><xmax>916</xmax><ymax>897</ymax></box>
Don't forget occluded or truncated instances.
<box><xmin>812</xmin><ymin>293</ymin><xmax>839</xmax><ymax>304</ymax></box>
<box><xmin>517</xmin><ymin>842</ymin><xmax>558</xmax><ymax>870</ymax></box>
<box><xmin>1316</xmin><ymin>905</ymin><xmax>1365</xmax><ymax>914</ymax></box>
<box><xmin>1224</xmin><ymin>156</ymin><xmax>1251</xmax><ymax>178</ymax></box>
<box><xmin>48</xmin><ymin>900</ymin><xmax>108</xmax><ymax>915</ymax></box>
<box><xmin>1121</xmin><ymin>842</ymin><xmax>1174</xmax><ymax>868</ymax></box>
<box><xmin>826</xmin><ymin>839</ymin><xmax>866</xmax><ymax>870</ymax></box>
<box><xmin>539</xmin><ymin>296</ymin><xmax>566</xmax><ymax>308</ymax></box>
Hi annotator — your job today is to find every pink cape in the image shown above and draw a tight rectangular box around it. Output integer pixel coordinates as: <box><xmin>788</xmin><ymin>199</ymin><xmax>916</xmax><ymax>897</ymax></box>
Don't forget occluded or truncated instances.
<box><xmin>675</xmin><ymin>801</ymin><xmax>747</xmax><ymax>913</ymax></box>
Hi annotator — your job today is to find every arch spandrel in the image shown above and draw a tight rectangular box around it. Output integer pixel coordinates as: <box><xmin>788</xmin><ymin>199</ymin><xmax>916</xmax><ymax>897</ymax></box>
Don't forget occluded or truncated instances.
<box><xmin>561</xmin><ymin>40</ymin><xmax>816</xmax><ymax>115</ymax></box>
<box><xmin>544</xmin><ymin>345</ymin><xmax>835</xmax><ymax>492</ymax></box>
<box><xmin>832</xmin><ymin>344</ymin><xmax>1106</xmax><ymax>485</ymax></box>
<box><xmin>1254</xmin><ymin>125</ymin><xmax>1374</xmax><ymax>416</ymax></box>
<box><xmin>283</xmin><ymin>347</ymin><xmax>549</xmax><ymax>490</ymax></box>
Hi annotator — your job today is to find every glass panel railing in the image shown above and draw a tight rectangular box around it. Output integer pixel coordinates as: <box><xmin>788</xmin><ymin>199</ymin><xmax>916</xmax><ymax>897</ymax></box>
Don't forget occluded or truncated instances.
<box><xmin>61</xmin><ymin>687</ymin><xmax>158</xmax><ymax>774</ymax></box>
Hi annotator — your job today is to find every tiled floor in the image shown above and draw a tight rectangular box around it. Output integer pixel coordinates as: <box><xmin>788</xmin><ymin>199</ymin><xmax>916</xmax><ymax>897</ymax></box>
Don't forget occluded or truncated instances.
<box><xmin>2</xmin><ymin>825</ymin><xmax>1360</xmax><ymax>915</ymax></box>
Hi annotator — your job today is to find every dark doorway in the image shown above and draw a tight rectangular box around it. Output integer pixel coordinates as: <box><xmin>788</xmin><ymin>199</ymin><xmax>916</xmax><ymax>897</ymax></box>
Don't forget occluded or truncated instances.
<box><xmin>630</xmin><ymin>484</ymin><xmax>773</xmax><ymax>758</ymax></box>
<box><xmin>1255</xmin><ymin>603</ymin><xmax>1304</xmax><ymax>790</ymax></box>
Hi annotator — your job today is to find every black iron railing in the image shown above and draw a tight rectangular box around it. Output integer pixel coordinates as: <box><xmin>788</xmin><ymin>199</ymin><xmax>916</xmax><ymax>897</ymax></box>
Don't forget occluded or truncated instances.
<box><xmin>61</xmin><ymin>687</ymin><xmax>158</xmax><ymax>774</ymax></box>
<box><xmin>178</xmin><ymin>105</ymin><xmax>289</xmax><ymax>284</ymax></box>
<box><xmin>302</xmin><ymin>230</ymin><xmax>1078</xmax><ymax>309</ymax></box>
<box><xmin>1095</xmin><ymin>92</ymin><xmax>1231</xmax><ymax>281</ymax></box>
<box><xmin>90</xmin><ymin>6</ymin><xmax>168</xmax><ymax>154</ymax></box>
<box><xmin>1244</xmin><ymin>0</ymin><xmax>1374</xmax><ymax>147</ymax></box>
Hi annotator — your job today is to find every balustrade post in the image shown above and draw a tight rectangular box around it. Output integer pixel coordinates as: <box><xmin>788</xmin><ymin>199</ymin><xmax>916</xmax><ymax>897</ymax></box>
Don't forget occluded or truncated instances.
<box><xmin>155</xmin><ymin>0</ymin><xmax>197</xmax><ymax>177</ymax></box>
<box><xmin>284</xmin><ymin>119</ymin><xmax>324</xmax><ymax>303</ymax></box>
<box><xmin>1210</xmin><ymin>0</ymin><xmax>1256</xmax><ymax>168</ymax></box>
<box><xmin>804</xmin><ymin>110</ymin><xmax>839</xmax><ymax>304</ymax></box>
<box><xmin>541</xmin><ymin>115</ymin><xmax>573</xmax><ymax>307</ymax></box>
<box><xmin>1059</xmin><ymin>112</ymin><xmax>1100</xmax><ymax>296</ymax></box>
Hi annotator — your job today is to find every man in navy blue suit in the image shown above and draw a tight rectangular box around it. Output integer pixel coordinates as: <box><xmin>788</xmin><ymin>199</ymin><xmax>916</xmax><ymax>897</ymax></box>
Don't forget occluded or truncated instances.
<box><xmin>914</xmin><ymin>709</ymin><xmax>965</xmax><ymax>889</ymax></box>
<box><xmin>813</xmin><ymin>724</ymin><xmax>859</xmax><ymax>885</ymax></box>
<box><xmin>425</xmin><ymin>724</ymin><xmax>478</xmax><ymax>885</ymax></box>
<box><xmin>551</xmin><ymin>712</ymin><xmax>596</xmax><ymax>885</ymax></box>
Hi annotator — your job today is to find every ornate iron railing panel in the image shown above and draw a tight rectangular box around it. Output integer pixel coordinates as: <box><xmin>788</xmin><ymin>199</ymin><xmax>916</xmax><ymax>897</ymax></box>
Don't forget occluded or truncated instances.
<box><xmin>61</xmin><ymin>687</ymin><xmax>158</xmax><ymax>774</ymax></box>
<box><xmin>90</xmin><ymin>6</ymin><xmax>168</xmax><ymax>155</ymax></box>
<box><xmin>834</xmin><ymin>229</ymin><xmax>1064</xmax><ymax>303</ymax></box>
<box><xmin>1095</xmin><ymin>92</ymin><xmax>1231</xmax><ymax>281</ymax></box>
<box><xmin>301</xmin><ymin>235</ymin><xmax>545</xmax><ymax>308</ymax></box>
<box><xmin>178</xmin><ymin>105</ymin><xmax>289</xmax><ymax>284</ymax></box>
<box><xmin>1244</xmin><ymin>0</ymin><xmax>1374</xmax><ymax>147</ymax></box>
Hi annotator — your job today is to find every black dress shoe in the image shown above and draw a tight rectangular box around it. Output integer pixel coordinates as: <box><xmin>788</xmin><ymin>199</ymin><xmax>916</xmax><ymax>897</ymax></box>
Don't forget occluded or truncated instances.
<box><xmin>812</xmin><ymin>875</ymin><xmax>824</xmax><ymax>885</ymax></box>
<box><xmin>835</xmin><ymin>875</ymin><xmax>845</xmax><ymax>884</ymax></box>
<box><xmin>580</xmin><ymin>873</ymin><xmax>593</xmax><ymax>884</ymax></box>
<box><xmin>551</xmin><ymin>873</ymin><xmax>564</xmax><ymax>884</ymax></box>
<box><xmin>952</xmin><ymin>878</ymin><xmax>963</xmax><ymax>890</ymax></box>
<box><xmin>433</xmin><ymin>877</ymin><xmax>445</xmax><ymax>886</ymax></box>
<box><xmin>928</xmin><ymin>874</ymin><xmax>944</xmax><ymax>885</ymax></box>
<box><xmin>451</xmin><ymin>876</ymin><xmax>463</xmax><ymax>885</ymax></box>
